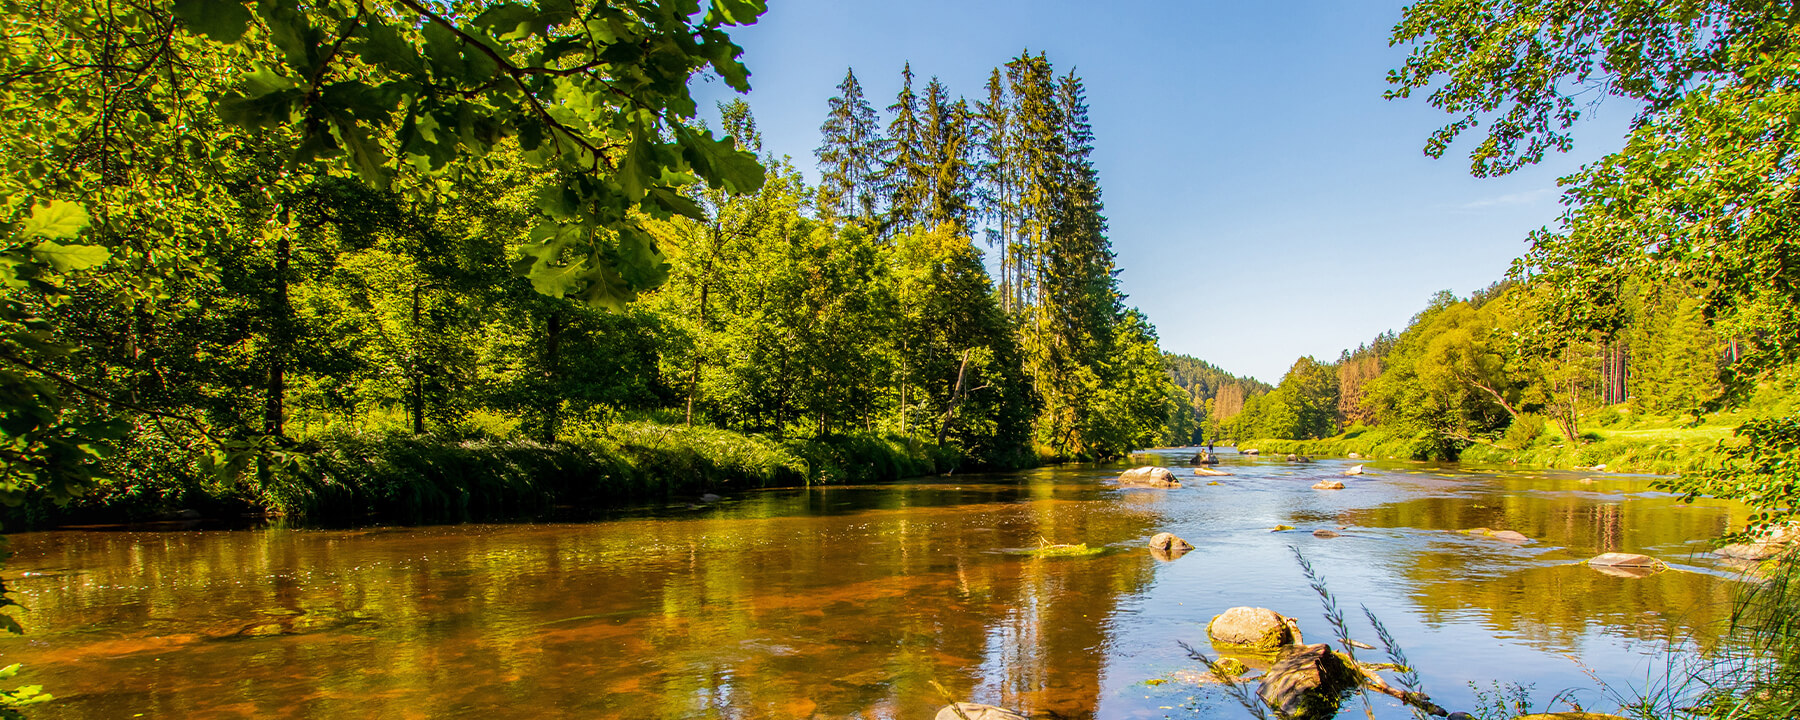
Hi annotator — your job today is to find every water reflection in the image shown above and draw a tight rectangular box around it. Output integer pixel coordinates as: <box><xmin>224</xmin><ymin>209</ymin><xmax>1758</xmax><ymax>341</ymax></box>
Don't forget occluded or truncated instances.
<box><xmin>0</xmin><ymin>453</ymin><xmax>1750</xmax><ymax>719</ymax></box>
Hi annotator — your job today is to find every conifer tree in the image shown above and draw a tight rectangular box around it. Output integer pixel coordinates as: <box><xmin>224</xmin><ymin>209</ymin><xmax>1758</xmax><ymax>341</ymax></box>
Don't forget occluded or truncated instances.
<box><xmin>815</xmin><ymin>69</ymin><xmax>884</xmax><ymax>221</ymax></box>
<box><xmin>881</xmin><ymin>63</ymin><xmax>929</xmax><ymax>235</ymax></box>
<box><xmin>1048</xmin><ymin>68</ymin><xmax>1119</xmax><ymax>349</ymax></box>
<box><xmin>973</xmin><ymin>69</ymin><xmax>1018</xmax><ymax>311</ymax></box>
<box><xmin>1005</xmin><ymin>52</ymin><xmax>1065</xmax><ymax>309</ymax></box>
<box><xmin>922</xmin><ymin>79</ymin><xmax>975</xmax><ymax>233</ymax></box>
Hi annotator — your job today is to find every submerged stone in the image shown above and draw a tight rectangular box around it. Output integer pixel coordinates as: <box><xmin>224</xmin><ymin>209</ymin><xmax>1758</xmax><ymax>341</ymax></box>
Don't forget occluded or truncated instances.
<box><xmin>1311</xmin><ymin>480</ymin><xmax>1345</xmax><ymax>490</ymax></box>
<box><xmin>1490</xmin><ymin>530</ymin><xmax>1529</xmax><ymax>543</ymax></box>
<box><xmin>935</xmin><ymin>703</ymin><xmax>1027</xmax><ymax>720</ymax></box>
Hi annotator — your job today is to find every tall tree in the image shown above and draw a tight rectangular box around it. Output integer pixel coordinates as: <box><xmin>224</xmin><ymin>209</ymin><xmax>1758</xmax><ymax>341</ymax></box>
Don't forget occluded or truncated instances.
<box><xmin>973</xmin><ymin>69</ymin><xmax>1018</xmax><ymax>311</ymax></box>
<box><xmin>922</xmin><ymin>80</ymin><xmax>976</xmax><ymax>233</ymax></box>
<box><xmin>814</xmin><ymin>69</ymin><xmax>884</xmax><ymax>221</ymax></box>
<box><xmin>881</xmin><ymin>63</ymin><xmax>929</xmax><ymax>235</ymax></box>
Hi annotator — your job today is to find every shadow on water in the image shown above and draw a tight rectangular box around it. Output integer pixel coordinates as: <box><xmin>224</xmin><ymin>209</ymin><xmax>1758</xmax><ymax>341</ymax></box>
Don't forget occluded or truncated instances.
<box><xmin>0</xmin><ymin>450</ymin><xmax>1753</xmax><ymax>719</ymax></box>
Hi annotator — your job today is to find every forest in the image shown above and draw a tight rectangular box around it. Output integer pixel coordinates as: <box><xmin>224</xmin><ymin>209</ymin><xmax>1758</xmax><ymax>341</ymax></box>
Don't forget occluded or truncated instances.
<box><xmin>7</xmin><ymin>0</ymin><xmax>1800</xmax><ymax>718</ymax></box>
<box><xmin>0</xmin><ymin>0</ymin><xmax>1197</xmax><ymax>528</ymax></box>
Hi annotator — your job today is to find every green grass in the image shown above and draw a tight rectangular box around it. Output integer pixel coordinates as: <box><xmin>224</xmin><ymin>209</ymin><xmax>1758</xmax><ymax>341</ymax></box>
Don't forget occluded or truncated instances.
<box><xmin>1</xmin><ymin>423</ymin><xmax>972</xmax><ymax>528</ymax></box>
<box><xmin>1239</xmin><ymin>413</ymin><xmax>1740</xmax><ymax>474</ymax></box>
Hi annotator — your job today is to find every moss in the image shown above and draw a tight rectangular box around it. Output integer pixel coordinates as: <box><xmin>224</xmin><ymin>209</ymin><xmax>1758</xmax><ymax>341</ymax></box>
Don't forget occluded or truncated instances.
<box><xmin>1018</xmin><ymin>542</ymin><xmax>1105</xmax><ymax>558</ymax></box>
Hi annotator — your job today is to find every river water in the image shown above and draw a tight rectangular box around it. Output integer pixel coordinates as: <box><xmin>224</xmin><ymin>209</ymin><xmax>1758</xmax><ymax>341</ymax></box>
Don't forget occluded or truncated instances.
<box><xmin>0</xmin><ymin>450</ymin><xmax>1752</xmax><ymax>719</ymax></box>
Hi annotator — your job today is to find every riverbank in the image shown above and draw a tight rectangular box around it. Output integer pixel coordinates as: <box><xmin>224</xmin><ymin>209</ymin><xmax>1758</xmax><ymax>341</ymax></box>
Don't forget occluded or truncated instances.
<box><xmin>0</xmin><ymin>449</ymin><xmax>1751</xmax><ymax>720</ymax></box>
<box><xmin>1236</xmin><ymin>413</ymin><xmax>1736</xmax><ymax>474</ymax></box>
<box><xmin>1</xmin><ymin>423</ymin><xmax>984</xmax><ymax>529</ymax></box>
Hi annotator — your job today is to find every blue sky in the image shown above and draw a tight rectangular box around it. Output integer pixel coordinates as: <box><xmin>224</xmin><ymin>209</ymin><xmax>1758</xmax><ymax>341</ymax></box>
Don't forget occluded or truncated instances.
<box><xmin>692</xmin><ymin>0</ymin><xmax>1635</xmax><ymax>384</ymax></box>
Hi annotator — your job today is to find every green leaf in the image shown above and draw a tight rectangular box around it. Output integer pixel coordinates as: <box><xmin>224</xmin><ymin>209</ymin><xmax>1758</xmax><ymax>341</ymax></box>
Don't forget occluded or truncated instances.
<box><xmin>675</xmin><ymin>126</ymin><xmax>765</xmax><ymax>195</ymax></box>
<box><xmin>173</xmin><ymin>0</ymin><xmax>253</xmax><ymax>43</ymax></box>
<box><xmin>644</xmin><ymin>187</ymin><xmax>705</xmax><ymax>221</ymax></box>
<box><xmin>29</xmin><ymin>242</ymin><xmax>110</xmax><ymax>273</ymax></box>
<box><xmin>474</xmin><ymin>4</ymin><xmax>544</xmax><ymax>41</ymax></box>
<box><xmin>21</xmin><ymin>201</ymin><xmax>89</xmax><ymax>239</ymax></box>
<box><xmin>705</xmin><ymin>0</ymin><xmax>766</xmax><ymax>26</ymax></box>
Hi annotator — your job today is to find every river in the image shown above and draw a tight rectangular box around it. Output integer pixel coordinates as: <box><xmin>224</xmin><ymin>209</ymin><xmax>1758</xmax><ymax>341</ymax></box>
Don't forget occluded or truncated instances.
<box><xmin>0</xmin><ymin>450</ymin><xmax>1752</xmax><ymax>719</ymax></box>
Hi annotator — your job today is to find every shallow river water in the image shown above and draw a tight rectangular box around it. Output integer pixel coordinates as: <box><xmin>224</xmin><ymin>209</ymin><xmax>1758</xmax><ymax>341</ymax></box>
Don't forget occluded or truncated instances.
<box><xmin>0</xmin><ymin>450</ymin><xmax>1754</xmax><ymax>719</ymax></box>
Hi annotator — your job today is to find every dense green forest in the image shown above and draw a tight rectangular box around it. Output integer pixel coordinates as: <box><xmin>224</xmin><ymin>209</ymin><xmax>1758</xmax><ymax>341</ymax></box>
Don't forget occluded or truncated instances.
<box><xmin>0</xmin><ymin>0</ymin><xmax>1198</xmax><ymax>530</ymax></box>
<box><xmin>1220</xmin><ymin>278</ymin><xmax>1753</xmax><ymax>469</ymax></box>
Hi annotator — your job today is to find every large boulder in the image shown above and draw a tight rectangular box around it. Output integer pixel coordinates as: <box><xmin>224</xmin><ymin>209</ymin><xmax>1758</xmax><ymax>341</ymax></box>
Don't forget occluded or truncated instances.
<box><xmin>1190</xmin><ymin>452</ymin><xmax>1221</xmax><ymax>465</ymax></box>
<box><xmin>1207</xmin><ymin>606</ymin><xmax>1303</xmax><ymax>651</ymax></box>
<box><xmin>1119</xmin><ymin>466</ymin><xmax>1181</xmax><ymax>488</ymax></box>
<box><xmin>1255</xmin><ymin>643</ymin><xmax>1360</xmax><ymax>720</ymax></box>
<box><xmin>1343</xmin><ymin>465</ymin><xmax>1368</xmax><ymax>476</ymax></box>
<box><xmin>935</xmin><ymin>703</ymin><xmax>1027</xmax><ymax>720</ymax></box>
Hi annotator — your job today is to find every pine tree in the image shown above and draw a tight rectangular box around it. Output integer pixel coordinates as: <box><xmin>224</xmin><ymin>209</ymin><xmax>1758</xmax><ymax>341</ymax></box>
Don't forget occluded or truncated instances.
<box><xmin>815</xmin><ymin>68</ymin><xmax>884</xmax><ymax>221</ymax></box>
<box><xmin>881</xmin><ymin>62</ymin><xmax>929</xmax><ymax>235</ymax></box>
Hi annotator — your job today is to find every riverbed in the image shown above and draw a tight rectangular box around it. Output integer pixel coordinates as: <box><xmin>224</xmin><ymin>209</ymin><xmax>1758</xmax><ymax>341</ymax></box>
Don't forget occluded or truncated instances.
<box><xmin>0</xmin><ymin>450</ymin><xmax>1752</xmax><ymax>719</ymax></box>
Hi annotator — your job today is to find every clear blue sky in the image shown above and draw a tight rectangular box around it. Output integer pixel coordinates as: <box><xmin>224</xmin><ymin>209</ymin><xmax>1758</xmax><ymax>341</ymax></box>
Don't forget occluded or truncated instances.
<box><xmin>692</xmin><ymin>0</ymin><xmax>1633</xmax><ymax>384</ymax></box>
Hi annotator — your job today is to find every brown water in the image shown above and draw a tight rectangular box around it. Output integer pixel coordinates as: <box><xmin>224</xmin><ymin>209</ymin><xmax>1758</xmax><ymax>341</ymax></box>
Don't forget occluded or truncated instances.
<box><xmin>0</xmin><ymin>451</ymin><xmax>1753</xmax><ymax>719</ymax></box>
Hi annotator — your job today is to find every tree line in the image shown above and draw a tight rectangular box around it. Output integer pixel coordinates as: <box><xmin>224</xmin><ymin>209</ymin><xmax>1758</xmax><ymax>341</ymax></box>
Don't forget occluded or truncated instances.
<box><xmin>0</xmin><ymin>0</ymin><xmax>1200</xmax><ymax>538</ymax></box>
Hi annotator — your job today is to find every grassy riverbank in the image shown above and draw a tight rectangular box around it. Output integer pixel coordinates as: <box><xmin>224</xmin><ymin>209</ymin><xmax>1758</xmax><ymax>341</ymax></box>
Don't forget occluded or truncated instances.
<box><xmin>1237</xmin><ymin>409</ymin><xmax>1740</xmax><ymax>475</ymax></box>
<box><xmin>1</xmin><ymin>423</ymin><xmax>974</xmax><ymax>529</ymax></box>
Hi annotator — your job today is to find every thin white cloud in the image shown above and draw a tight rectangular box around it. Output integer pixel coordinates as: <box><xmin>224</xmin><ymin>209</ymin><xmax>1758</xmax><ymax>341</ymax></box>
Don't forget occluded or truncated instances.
<box><xmin>1459</xmin><ymin>187</ymin><xmax>1558</xmax><ymax>209</ymax></box>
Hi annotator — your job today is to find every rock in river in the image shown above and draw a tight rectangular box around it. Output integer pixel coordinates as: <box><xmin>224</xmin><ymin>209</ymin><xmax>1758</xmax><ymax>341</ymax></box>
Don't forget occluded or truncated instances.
<box><xmin>1118</xmin><ymin>466</ymin><xmax>1181</xmax><ymax>488</ymax></box>
<box><xmin>1312</xmin><ymin>529</ymin><xmax>1340</xmax><ymax>538</ymax></box>
<box><xmin>935</xmin><ymin>703</ymin><xmax>1027</xmax><ymax>720</ymax></box>
<box><xmin>1588</xmin><ymin>552</ymin><xmax>1662</xmax><ymax>568</ymax></box>
<box><xmin>1490</xmin><ymin>530</ymin><xmax>1529</xmax><ymax>543</ymax></box>
<box><xmin>1194</xmin><ymin>467</ymin><xmax>1234</xmax><ymax>476</ymax></box>
<box><xmin>1208</xmin><ymin>606</ymin><xmax>1303</xmax><ymax>651</ymax></box>
<box><xmin>1148</xmin><ymin>532</ymin><xmax>1193</xmax><ymax>554</ymax></box>
<box><xmin>1343</xmin><ymin>465</ymin><xmax>1368</xmax><ymax>476</ymax></box>
<box><xmin>1311</xmin><ymin>480</ymin><xmax>1345</xmax><ymax>490</ymax></box>
<box><xmin>1255</xmin><ymin>643</ymin><xmax>1360</xmax><ymax>720</ymax></box>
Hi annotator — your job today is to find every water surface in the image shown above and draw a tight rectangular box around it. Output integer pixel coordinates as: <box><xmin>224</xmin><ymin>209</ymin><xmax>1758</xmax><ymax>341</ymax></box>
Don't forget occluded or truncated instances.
<box><xmin>0</xmin><ymin>451</ymin><xmax>1751</xmax><ymax>718</ymax></box>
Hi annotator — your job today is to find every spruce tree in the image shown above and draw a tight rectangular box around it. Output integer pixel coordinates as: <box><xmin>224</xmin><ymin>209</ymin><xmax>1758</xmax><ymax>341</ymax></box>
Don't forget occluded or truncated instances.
<box><xmin>881</xmin><ymin>62</ymin><xmax>929</xmax><ymax>235</ymax></box>
<box><xmin>815</xmin><ymin>68</ymin><xmax>884</xmax><ymax>221</ymax></box>
<box><xmin>973</xmin><ymin>69</ymin><xmax>1017</xmax><ymax>311</ymax></box>
<box><xmin>1005</xmin><ymin>51</ymin><xmax>1065</xmax><ymax>309</ymax></box>
<box><xmin>922</xmin><ymin>79</ymin><xmax>975</xmax><ymax>232</ymax></box>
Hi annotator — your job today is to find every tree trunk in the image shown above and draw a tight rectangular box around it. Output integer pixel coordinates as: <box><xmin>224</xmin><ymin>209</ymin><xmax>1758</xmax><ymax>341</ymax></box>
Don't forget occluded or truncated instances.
<box><xmin>264</xmin><ymin>229</ymin><xmax>290</xmax><ymax>439</ymax></box>
<box><xmin>541</xmin><ymin>312</ymin><xmax>561</xmax><ymax>444</ymax></box>
<box><xmin>410</xmin><ymin>283</ymin><xmax>424</xmax><ymax>435</ymax></box>
<box><xmin>686</xmin><ymin>281</ymin><xmax>708</xmax><ymax>426</ymax></box>
<box><xmin>935</xmin><ymin>350</ymin><xmax>972</xmax><ymax>446</ymax></box>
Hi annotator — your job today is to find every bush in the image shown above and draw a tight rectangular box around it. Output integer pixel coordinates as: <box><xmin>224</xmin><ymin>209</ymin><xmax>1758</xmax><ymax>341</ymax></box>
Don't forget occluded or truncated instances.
<box><xmin>1502</xmin><ymin>414</ymin><xmax>1546</xmax><ymax>449</ymax></box>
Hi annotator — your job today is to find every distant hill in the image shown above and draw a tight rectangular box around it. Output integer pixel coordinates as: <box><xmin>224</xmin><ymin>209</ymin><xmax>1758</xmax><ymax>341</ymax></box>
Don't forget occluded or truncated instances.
<box><xmin>1163</xmin><ymin>353</ymin><xmax>1272</xmax><ymax>431</ymax></box>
